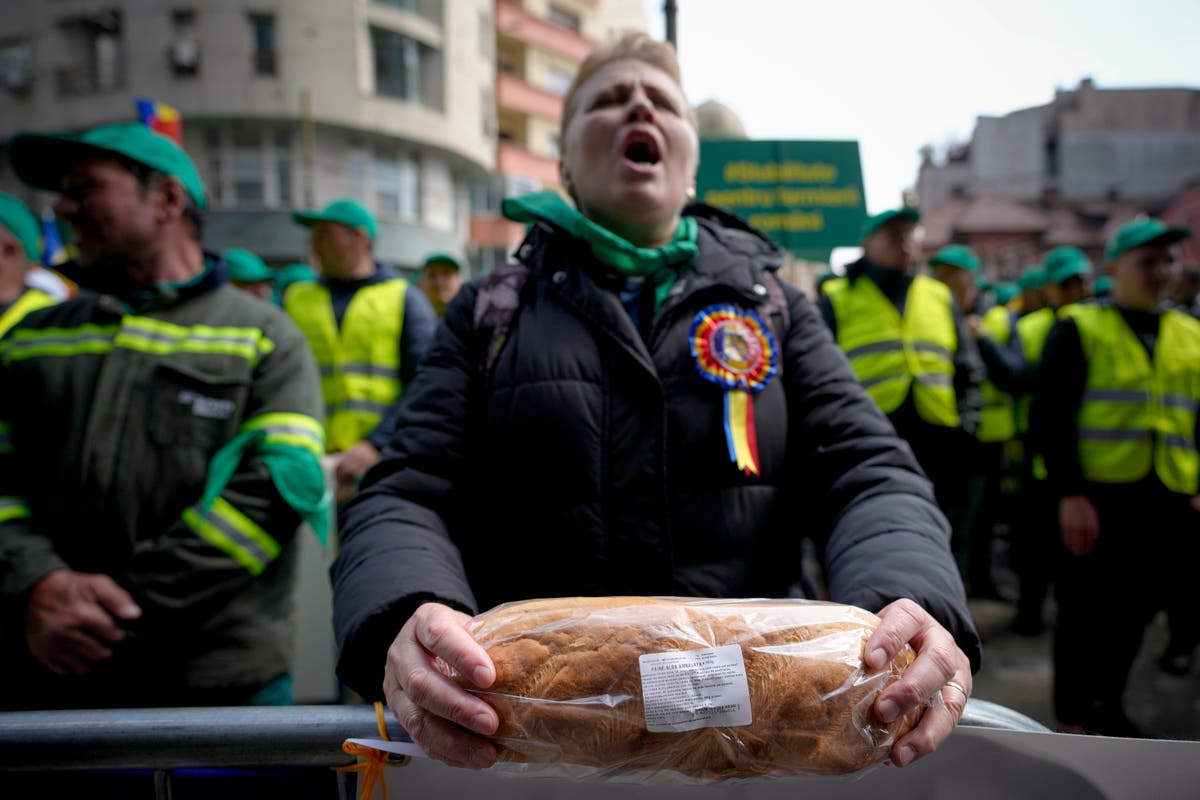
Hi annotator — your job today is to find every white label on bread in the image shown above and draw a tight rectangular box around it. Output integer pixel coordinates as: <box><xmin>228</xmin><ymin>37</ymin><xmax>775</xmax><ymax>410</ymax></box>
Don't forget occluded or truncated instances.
<box><xmin>639</xmin><ymin>644</ymin><xmax>753</xmax><ymax>733</ymax></box>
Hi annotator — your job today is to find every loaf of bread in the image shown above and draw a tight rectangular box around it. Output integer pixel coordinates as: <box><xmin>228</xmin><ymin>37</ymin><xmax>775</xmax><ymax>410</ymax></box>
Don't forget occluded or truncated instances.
<box><xmin>455</xmin><ymin>596</ymin><xmax>922</xmax><ymax>780</ymax></box>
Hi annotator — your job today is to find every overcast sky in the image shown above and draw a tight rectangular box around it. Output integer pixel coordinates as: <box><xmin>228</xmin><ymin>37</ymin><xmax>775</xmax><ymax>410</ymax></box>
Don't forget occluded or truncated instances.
<box><xmin>640</xmin><ymin>0</ymin><xmax>1200</xmax><ymax>215</ymax></box>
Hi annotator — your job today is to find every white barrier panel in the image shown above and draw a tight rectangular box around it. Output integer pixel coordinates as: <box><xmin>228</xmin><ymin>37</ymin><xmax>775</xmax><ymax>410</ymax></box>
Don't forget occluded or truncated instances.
<box><xmin>374</xmin><ymin>727</ymin><xmax>1200</xmax><ymax>800</ymax></box>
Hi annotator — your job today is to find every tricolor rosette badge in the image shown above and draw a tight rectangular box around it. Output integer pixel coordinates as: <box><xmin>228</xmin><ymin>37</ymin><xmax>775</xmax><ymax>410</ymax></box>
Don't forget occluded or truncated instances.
<box><xmin>689</xmin><ymin>305</ymin><xmax>778</xmax><ymax>476</ymax></box>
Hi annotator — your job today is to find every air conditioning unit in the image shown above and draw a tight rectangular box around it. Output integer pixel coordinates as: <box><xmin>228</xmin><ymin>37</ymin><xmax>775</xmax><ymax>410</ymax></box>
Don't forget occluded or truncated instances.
<box><xmin>0</xmin><ymin>52</ymin><xmax>31</xmax><ymax>94</ymax></box>
<box><xmin>169</xmin><ymin>37</ymin><xmax>199</xmax><ymax>74</ymax></box>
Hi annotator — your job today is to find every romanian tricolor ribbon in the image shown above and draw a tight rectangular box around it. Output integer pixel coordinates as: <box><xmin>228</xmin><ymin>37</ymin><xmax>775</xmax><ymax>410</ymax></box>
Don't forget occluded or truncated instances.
<box><xmin>333</xmin><ymin>701</ymin><xmax>394</xmax><ymax>800</ymax></box>
<box><xmin>689</xmin><ymin>305</ymin><xmax>778</xmax><ymax>476</ymax></box>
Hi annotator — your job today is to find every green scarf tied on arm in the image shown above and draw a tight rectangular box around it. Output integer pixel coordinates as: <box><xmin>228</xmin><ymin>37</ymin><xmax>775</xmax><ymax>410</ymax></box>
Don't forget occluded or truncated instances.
<box><xmin>199</xmin><ymin>429</ymin><xmax>332</xmax><ymax>548</ymax></box>
<box><xmin>501</xmin><ymin>190</ymin><xmax>698</xmax><ymax>312</ymax></box>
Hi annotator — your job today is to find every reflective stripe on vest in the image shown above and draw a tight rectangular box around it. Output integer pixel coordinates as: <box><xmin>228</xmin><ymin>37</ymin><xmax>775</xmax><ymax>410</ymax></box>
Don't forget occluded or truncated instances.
<box><xmin>0</xmin><ymin>288</ymin><xmax>58</xmax><ymax>338</ymax></box>
<box><xmin>284</xmin><ymin>279</ymin><xmax>406</xmax><ymax>452</ymax></box>
<box><xmin>978</xmin><ymin>304</ymin><xmax>1018</xmax><ymax>443</ymax></box>
<box><xmin>1</xmin><ymin>318</ymin><xmax>274</xmax><ymax>366</ymax></box>
<box><xmin>827</xmin><ymin>274</ymin><xmax>959</xmax><ymax>426</ymax></box>
<box><xmin>1072</xmin><ymin>305</ymin><xmax>1200</xmax><ymax>495</ymax></box>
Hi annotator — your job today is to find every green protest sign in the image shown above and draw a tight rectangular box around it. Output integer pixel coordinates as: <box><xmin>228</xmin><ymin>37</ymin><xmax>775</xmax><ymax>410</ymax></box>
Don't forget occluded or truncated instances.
<box><xmin>696</xmin><ymin>140</ymin><xmax>867</xmax><ymax>262</ymax></box>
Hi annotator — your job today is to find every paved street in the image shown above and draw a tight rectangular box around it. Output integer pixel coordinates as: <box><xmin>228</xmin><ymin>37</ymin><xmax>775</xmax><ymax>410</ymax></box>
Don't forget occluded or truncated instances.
<box><xmin>968</xmin><ymin>590</ymin><xmax>1200</xmax><ymax>741</ymax></box>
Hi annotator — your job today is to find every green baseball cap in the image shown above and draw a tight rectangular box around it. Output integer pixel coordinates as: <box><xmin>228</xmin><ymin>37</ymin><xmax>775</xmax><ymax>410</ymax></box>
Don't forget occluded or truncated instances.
<box><xmin>422</xmin><ymin>252</ymin><xmax>462</xmax><ymax>271</ymax></box>
<box><xmin>7</xmin><ymin>122</ymin><xmax>207</xmax><ymax>211</ymax></box>
<box><xmin>1105</xmin><ymin>217</ymin><xmax>1190</xmax><ymax>262</ymax></box>
<box><xmin>1092</xmin><ymin>275</ymin><xmax>1113</xmax><ymax>296</ymax></box>
<box><xmin>223</xmin><ymin>248</ymin><xmax>275</xmax><ymax>283</ymax></box>
<box><xmin>861</xmin><ymin>207</ymin><xmax>921</xmax><ymax>239</ymax></box>
<box><xmin>928</xmin><ymin>244</ymin><xmax>981</xmax><ymax>273</ymax></box>
<box><xmin>1017</xmin><ymin>267</ymin><xmax>1047</xmax><ymax>291</ymax></box>
<box><xmin>0</xmin><ymin>192</ymin><xmax>41</xmax><ymax>262</ymax></box>
<box><xmin>1043</xmin><ymin>246</ymin><xmax>1093</xmax><ymax>285</ymax></box>
<box><xmin>292</xmin><ymin>198</ymin><xmax>377</xmax><ymax>240</ymax></box>
<box><xmin>994</xmin><ymin>282</ymin><xmax>1020</xmax><ymax>305</ymax></box>
<box><xmin>276</xmin><ymin>262</ymin><xmax>317</xmax><ymax>287</ymax></box>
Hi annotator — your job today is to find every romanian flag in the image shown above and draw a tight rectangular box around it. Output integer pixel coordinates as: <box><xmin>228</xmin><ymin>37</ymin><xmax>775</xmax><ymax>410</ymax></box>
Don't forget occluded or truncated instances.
<box><xmin>135</xmin><ymin>98</ymin><xmax>183</xmax><ymax>145</ymax></box>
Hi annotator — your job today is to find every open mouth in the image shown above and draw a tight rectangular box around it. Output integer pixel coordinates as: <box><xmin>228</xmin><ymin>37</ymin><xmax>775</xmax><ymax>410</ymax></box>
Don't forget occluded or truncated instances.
<box><xmin>623</xmin><ymin>133</ymin><xmax>662</xmax><ymax>166</ymax></box>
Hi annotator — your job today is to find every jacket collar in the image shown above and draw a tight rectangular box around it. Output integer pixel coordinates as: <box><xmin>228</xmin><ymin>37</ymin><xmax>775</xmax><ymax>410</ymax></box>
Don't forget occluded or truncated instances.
<box><xmin>78</xmin><ymin>250</ymin><xmax>228</xmax><ymax>315</ymax></box>
<box><xmin>518</xmin><ymin>204</ymin><xmax>784</xmax><ymax>306</ymax></box>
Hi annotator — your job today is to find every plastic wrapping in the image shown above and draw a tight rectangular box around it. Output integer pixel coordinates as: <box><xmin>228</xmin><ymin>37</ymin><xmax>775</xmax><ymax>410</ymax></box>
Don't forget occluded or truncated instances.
<box><xmin>449</xmin><ymin>596</ymin><xmax>923</xmax><ymax>782</ymax></box>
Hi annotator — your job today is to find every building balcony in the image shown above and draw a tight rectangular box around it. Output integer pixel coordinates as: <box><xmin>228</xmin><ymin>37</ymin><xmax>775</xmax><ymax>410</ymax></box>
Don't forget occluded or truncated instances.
<box><xmin>497</xmin><ymin>71</ymin><xmax>562</xmax><ymax>121</ymax></box>
<box><xmin>496</xmin><ymin>0</ymin><xmax>593</xmax><ymax>63</ymax></box>
<box><xmin>469</xmin><ymin>214</ymin><xmax>527</xmax><ymax>249</ymax></box>
<box><xmin>497</xmin><ymin>140</ymin><xmax>560</xmax><ymax>186</ymax></box>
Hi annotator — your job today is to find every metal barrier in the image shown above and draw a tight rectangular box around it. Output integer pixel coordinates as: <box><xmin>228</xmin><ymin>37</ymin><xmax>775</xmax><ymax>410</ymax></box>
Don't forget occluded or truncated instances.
<box><xmin>0</xmin><ymin>700</ymin><xmax>1049</xmax><ymax>798</ymax></box>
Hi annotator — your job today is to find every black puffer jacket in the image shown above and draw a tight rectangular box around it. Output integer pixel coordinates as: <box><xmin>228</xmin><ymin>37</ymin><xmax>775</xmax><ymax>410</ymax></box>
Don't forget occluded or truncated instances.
<box><xmin>332</xmin><ymin>206</ymin><xmax>980</xmax><ymax>699</ymax></box>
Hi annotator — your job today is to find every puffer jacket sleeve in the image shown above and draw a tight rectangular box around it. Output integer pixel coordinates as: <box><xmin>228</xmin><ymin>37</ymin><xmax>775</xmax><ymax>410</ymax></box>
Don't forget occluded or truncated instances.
<box><xmin>780</xmin><ymin>282</ymin><xmax>982</xmax><ymax>672</ymax></box>
<box><xmin>331</xmin><ymin>282</ymin><xmax>482</xmax><ymax>700</ymax></box>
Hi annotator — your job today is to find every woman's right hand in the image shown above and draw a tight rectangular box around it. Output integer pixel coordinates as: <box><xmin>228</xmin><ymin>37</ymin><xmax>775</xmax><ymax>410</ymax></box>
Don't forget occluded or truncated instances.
<box><xmin>383</xmin><ymin>602</ymin><xmax>500</xmax><ymax>769</ymax></box>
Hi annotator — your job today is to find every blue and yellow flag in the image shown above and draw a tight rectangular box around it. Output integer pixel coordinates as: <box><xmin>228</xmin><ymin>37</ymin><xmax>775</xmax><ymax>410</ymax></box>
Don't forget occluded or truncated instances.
<box><xmin>40</xmin><ymin>213</ymin><xmax>68</xmax><ymax>267</ymax></box>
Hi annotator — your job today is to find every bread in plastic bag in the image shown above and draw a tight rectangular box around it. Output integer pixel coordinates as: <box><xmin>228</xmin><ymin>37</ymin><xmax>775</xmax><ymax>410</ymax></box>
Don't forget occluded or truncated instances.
<box><xmin>450</xmin><ymin>596</ymin><xmax>923</xmax><ymax>781</ymax></box>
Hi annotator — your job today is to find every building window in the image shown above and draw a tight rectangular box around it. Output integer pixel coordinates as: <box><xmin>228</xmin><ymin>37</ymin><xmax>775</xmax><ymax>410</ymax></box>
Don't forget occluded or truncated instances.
<box><xmin>0</xmin><ymin>38</ymin><xmax>33</xmax><ymax>96</ymax></box>
<box><xmin>374</xmin><ymin>149</ymin><xmax>401</xmax><ymax>217</ymax></box>
<box><xmin>347</xmin><ymin>144</ymin><xmax>368</xmax><ymax>199</ymax></box>
<box><xmin>232</xmin><ymin>129</ymin><xmax>265</xmax><ymax>206</ymax></box>
<box><xmin>203</xmin><ymin>127</ymin><xmax>225</xmax><ymax>206</ymax></box>
<box><xmin>371</xmin><ymin>150</ymin><xmax>420</xmax><ymax>222</ymax></box>
<box><xmin>370</xmin><ymin>26</ymin><xmax>443</xmax><ymax>110</ymax></box>
<box><xmin>546</xmin><ymin>5</ymin><xmax>581</xmax><ymax>32</ymax></box>
<box><xmin>375</xmin><ymin>0</ymin><xmax>443</xmax><ymax>23</ymax></box>
<box><xmin>544</xmin><ymin>65</ymin><xmax>573</xmax><ymax>97</ymax></box>
<box><xmin>249</xmin><ymin>13</ymin><xmax>276</xmax><ymax>76</ymax></box>
<box><xmin>398</xmin><ymin>155</ymin><xmax>420</xmax><ymax>222</ymax></box>
<box><xmin>55</xmin><ymin>9</ymin><xmax>124</xmax><ymax>97</ymax></box>
<box><xmin>274</xmin><ymin>130</ymin><xmax>293</xmax><ymax>207</ymax></box>
<box><xmin>168</xmin><ymin>10</ymin><xmax>200</xmax><ymax>77</ymax></box>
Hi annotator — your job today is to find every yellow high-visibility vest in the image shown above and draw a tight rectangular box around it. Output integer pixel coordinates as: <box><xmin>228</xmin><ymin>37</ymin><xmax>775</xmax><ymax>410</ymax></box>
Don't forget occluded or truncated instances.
<box><xmin>826</xmin><ymin>274</ymin><xmax>959</xmax><ymax>426</ymax></box>
<box><xmin>285</xmin><ymin>279</ymin><xmax>406</xmax><ymax>452</ymax></box>
<box><xmin>1072</xmin><ymin>305</ymin><xmax>1200</xmax><ymax>495</ymax></box>
<box><xmin>0</xmin><ymin>288</ymin><xmax>57</xmax><ymax>337</ymax></box>
<box><xmin>978</xmin><ymin>304</ymin><xmax>1018</xmax><ymax>443</ymax></box>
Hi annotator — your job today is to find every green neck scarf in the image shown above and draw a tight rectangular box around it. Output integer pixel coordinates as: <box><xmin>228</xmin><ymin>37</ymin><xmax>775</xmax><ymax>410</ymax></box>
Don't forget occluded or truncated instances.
<box><xmin>502</xmin><ymin>190</ymin><xmax>698</xmax><ymax>311</ymax></box>
<box><xmin>201</xmin><ymin>429</ymin><xmax>331</xmax><ymax>547</ymax></box>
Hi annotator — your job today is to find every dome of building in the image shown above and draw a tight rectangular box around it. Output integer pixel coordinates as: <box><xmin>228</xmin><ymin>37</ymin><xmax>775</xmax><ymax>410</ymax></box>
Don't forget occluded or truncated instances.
<box><xmin>695</xmin><ymin>100</ymin><xmax>748</xmax><ymax>140</ymax></box>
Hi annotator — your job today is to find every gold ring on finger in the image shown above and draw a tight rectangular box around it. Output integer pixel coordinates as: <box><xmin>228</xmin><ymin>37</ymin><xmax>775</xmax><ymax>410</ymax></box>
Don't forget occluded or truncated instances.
<box><xmin>942</xmin><ymin>680</ymin><xmax>969</xmax><ymax>702</ymax></box>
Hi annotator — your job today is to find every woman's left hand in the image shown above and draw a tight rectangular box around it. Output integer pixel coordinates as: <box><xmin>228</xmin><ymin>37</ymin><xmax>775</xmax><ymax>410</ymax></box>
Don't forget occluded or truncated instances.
<box><xmin>864</xmin><ymin>598</ymin><xmax>973</xmax><ymax>767</ymax></box>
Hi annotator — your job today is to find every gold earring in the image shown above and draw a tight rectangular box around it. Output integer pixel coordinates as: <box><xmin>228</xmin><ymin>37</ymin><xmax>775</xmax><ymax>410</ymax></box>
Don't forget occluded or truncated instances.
<box><xmin>686</xmin><ymin>186</ymin><xmax>696</xmax><ymax>202</ymax></box>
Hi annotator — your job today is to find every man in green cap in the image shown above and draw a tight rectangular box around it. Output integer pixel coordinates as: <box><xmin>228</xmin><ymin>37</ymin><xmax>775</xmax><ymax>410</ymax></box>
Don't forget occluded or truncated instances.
<box><xmin>0</xmin><ymin>192</ymin><xmax>59</xmax><ymax>337</ymax></box>
<box><xmin>273</xmin><ymin>262</ymin><xmax>317</xmax><ymax>306</ymax></box>
<box><xmin>223</xmin><ymin>247</ymin><xmax>276</xmax><ymax>302</ymax></box>
<box><xmin>1032</xmin><ymin>217</ymin><xmax>1199</xmax><ymax>735</ymax></box>
<box><xmin>0</xmin><ymin>122</ymin><xmax>328</xmax><ymax>710</ymax></box>
<box><xmin>417</xmin><ymin>252</ymin><xmax>465</xmax><ymax>318</ymax></box>
<box><xmin>820</xmin><ymin>210</ymin><xmax>983</xmax><ymax>544</ymax></box>
<box><xmin>286</xmin><ymin>198</ymin><xmax>436</xmax><ymax>502</ymax></box>
<box><xmin>1011</xmin><ymin>245</ymin><xmax>1093</xmax><ymax>635</ymax></box>
<box><xmin>1016</xmin><ymin>266</ymin><xmax>1047</xmax><ymax>317</ymax></box>
<box><xmin>928</xmin><ymin>244</ymin><xmax>1027</xmax><ymax>598</ymax></box>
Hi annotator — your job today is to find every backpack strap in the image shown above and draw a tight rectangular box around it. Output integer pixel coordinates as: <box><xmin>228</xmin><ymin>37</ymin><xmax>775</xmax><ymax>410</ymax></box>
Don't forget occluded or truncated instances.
<box><xmin>473</xmin><ymin>262</ymin><xmax>530</xmax><ymax>380</ymax></box>
<box><xmin>757</xmin><ymin>269</ymin><xmax>791</xmax><ymax>349</ymax></box>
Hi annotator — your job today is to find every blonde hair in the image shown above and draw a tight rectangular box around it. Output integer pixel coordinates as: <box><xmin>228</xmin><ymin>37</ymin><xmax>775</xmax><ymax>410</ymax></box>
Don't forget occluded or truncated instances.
<box><xmin>559</xmin><ymin>31</ymin><xmax>696</xmax><ymax>142</ymax></box>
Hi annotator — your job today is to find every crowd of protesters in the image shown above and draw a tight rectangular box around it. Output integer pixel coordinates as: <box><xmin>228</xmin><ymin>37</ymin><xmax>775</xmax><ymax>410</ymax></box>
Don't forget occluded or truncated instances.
<box><xmin>0</xmin><ymin>33</ymin><xmax>1195</xmax><ymax>763</ymax></box>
